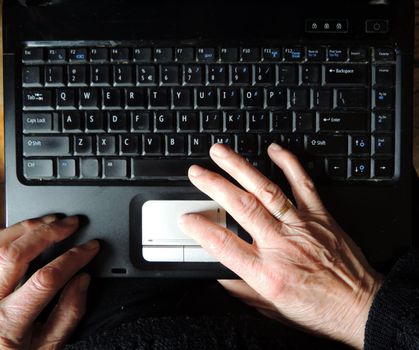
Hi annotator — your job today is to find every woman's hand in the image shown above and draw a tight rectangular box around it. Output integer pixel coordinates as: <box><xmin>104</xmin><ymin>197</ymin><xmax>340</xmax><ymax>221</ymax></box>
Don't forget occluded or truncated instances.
<box><xmin>0</xmin><ymin>215</ymin><xmax>99</xmax><ymax>349</ymax></box>
<box><xmin>179</xmin><ymin>143</ymin><xmax>383</xmax><ymax>350</ymax></box>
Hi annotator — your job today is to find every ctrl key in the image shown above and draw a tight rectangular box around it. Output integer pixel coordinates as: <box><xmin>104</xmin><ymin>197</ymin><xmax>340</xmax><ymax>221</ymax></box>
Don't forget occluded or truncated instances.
<box><xmin>24</xmin><ymin>159</ymin><xmax>53</xmax><ymax>179</ymax></box>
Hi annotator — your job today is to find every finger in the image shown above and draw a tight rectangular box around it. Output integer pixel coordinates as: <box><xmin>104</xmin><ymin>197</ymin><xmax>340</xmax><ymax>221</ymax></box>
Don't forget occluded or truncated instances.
<box><xmin>0</xmin><ymin>214</ymin><xmax>57</xmax><ymax>246</ymax></box>
<box><xmin>1</xmin><ymin>240</ymin><xmax>99</xmax><ymax>342</ymax></box>
<box><xmin>178</xmin><ymin>213</ymin><xmax>261</xmax><ymax>282</ymax></box>
<box><xmin>268</xmin><ymin>143</ymin><xmax>325</xmax><ymax>213</ymax></box>
<box><xmin>188</xmin><ymin>165</ymin><xmax>280</xmax><ymax>243</ymax></box>
<box><xmin>32</xmin><ymin>273</ymin><xmax>91</xmax><ymax>350</ymax></box>
<box><xmin>209</xmin><ymin>143</ymin><xmax>300</xmax><ymax>224</ymax></box>
<box><xmin>0</xmin><ymin>216</ymin><xmax>79</xmax><ymax>299</ymax></box>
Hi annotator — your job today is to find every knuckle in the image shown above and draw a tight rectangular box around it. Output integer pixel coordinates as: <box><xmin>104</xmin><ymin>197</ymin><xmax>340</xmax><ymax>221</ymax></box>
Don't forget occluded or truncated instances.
<box><xmin>32</xmin><ymin>265</ymin><xmax>62</xmax><ymax>292</ymax></box>
<box><xmin>20</xmin><ymin>218</ymin><xmax>43</xmax><ymax>232</ymax></box>
<box><xmin>0</xmin><ymin>244</ymin><xmax>24</xmax><ymax>266</ymax></box>
<box><xmin>236</xmin><ymin>193</ymin><xmax>260</xmax><ymax>219</ymax></box>
<box><xmin>298</xmin><ymin>175</ymin><xmax>316</xmax><ymax>193</ymax></box>
<box><xmin>257</xmin><ymin>182</ymin><xmax>282</xmax><ymax>206</ymax></box>
<box><xmin>0</xmin><ymin>336</ymin><xmax>21</xmax><ymax>350</ymax></box>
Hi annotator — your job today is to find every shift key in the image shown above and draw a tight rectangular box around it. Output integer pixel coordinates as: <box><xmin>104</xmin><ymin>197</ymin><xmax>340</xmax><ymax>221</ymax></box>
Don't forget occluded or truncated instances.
<box><xmin>306</xmin><ymin>135</ymin><xmax>348</xmax><ymax>155</ymax></box>
<box><xmin>23</xmin><ymin>136</ymin><xmax>70</xmax><ymax>156</ymax></box>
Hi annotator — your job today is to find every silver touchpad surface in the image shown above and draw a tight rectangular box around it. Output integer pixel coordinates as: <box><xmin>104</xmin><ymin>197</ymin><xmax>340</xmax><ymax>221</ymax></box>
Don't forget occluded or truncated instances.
<box><xmin>141</xmin><ymin>200</ymin><xmax>227</xmax><ymax>262</ymax></box>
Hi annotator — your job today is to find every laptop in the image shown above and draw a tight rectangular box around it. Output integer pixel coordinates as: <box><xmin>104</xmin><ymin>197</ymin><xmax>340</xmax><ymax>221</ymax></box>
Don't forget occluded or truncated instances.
<box><xmin>3</xmin><ymin>0</ymin><xmax>414</xmax><ymax>278</ymax></box>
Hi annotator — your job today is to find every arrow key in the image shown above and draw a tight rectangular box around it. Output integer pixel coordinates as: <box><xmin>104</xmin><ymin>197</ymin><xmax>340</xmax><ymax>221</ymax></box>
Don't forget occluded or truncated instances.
<box><xmin>374</xmin><ymin>159</ymin><xmax>394</xmax><ymax>178</ymax></box>
<box><xmin>326</xmin><ymin>158</ymin><xmax>347</xmax><ymax>178</ymax></box>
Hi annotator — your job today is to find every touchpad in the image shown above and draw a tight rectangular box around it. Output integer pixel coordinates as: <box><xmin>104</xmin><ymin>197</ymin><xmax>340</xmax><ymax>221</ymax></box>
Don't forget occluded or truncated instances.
<box><xmin>141</xmin><ymin>200</ymin><xmax>227</xmax><ymax>262</ymax></box>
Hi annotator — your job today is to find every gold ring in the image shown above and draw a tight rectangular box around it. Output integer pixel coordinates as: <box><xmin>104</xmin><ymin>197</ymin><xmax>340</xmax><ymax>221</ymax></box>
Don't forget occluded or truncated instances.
<box><xmin>271</xmin><ymin>199</ymin><xmax>294</xmax><ymax>220</ymax></box>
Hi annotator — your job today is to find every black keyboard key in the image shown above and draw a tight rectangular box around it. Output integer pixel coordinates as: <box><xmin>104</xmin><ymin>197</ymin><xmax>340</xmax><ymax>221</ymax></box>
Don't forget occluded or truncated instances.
<box><xmin>374</xmin><ymin>66</ymin><xmax>394</xmax><ymax>86</ymax></box>
<box><xmin>326</xmin><ymin>158</ymin><xmax>347</xmax><ymax>178</ymax></box>
<box><xmin>120</xmin><ymin>135</ymin><xmax>139</xmax><ymax>155</ymax></box>
<box><xmin>79</xmin><ymin>88</ymin><xmax>98</xmax><ymax>109</ymax></box>
<box><xmin>219</xmin><ymin>48</ymin><xmax>239</xmax><ymax>62</ymax></box>
<box><xmin>62</xmin><ymin>111</ymin><xmax>82</xmax><ymax>132</ymax></box>
<box><xmin>113</xmin><ymin>65</ymin><xmax>134</xmax><ymax>85</ymax></box>
<box><xmin>207</xmin><ymin>65</ymin><xmax>227</xmax><ymax>84</ymax></box>
<box><xmin>278</xmin><ymin>65</ymin><xmax>298</xmax><ymax>85</ymax></box>
<box><xmin>108</xmin><ymin>111</ymin><xmax>128</xmax><ymax>132</ymax></box>
<box><xmin>56</xmin><ymin>88</ymin><xmax>76</xmax><ymax>109</ymax></box>
<box><xmin>223</xmin><ymin>111</ymin><xmax>245</xmax><ymax>132</ymax></box>
<box><xmin>74</xmin><ymin>135</ymin><xmax>93</xmax><ymax>155</ymax></box>
<box><xmin>154</xmin><ymin>48</ymin><xmax>173</xmax><ymax>62</ymax></box>
<box><xmin>374</xmin><ymin>88</ymin><xmax>394</xmax><ymax>109</ymax></box>
<box><xmin>85</xmin><ymin>111</ymin><xmax>105</xmax><ymax>132</ymax></box>
<box><xmin>319</xmin><ymin>112</ymin><xmax>368</xmax><ymax>132</ymax></box>
<box><xmin>68</xmin><ymin>65</ymin><xmax>87</xmax><ymax>86</ymax></box>
<box><xmin>295</xmin><ymin>112</ymin><xmax>314</xmax><ymax>132</ymax></box>
<box><xmin>241</xmin><ymin>48</ymin><xmax>260</xmax><ymax>61</ymax></box>
<box><xmin>22</xmin><ymin>47</ymin><xmax>44</xmax><ymax>63</ymax></box>
<box><xmin>177</xmin><ymin>111</ymin><xmax>199</xmax><ymax>132</ymax></box>
<box><xmin>166</xmin><ymin>134</ymin><xmax>186</xmax><ymax>155</ymax></box>
<box><xmin>111</xmin><ymin>48</ymin><xmax>129</xmax><ymax>61</ymax></box>
<box><xmin>131</xmin><ymin>111</ymin><xmax>151</xmax><ymax>132</ymax></box>
<box><xmin>45</xmin><ymin>66</ymin><xmax>64</xmax><ymax>86</ymax></box>
<box><xmin>24</xmin><ymin>159</ymin><xmax>53</xmax><ymax>179</ymax></box>
<box><xmin>301</xmin><ymin>65</ymin><xmax>320</xmax><ymax>84</ymax></box>
<box><xmin>160</xmin><ymin>65</ymin><xmax>180</xmax><ymax>85</ymax></box>
<box><xmin>243</xmin><ymin>88</ymin><xmax>263</xmax><ymax>108</ymax></box>
<box><xmin>324</xmin><ymin>65</ymin><xmax>368</xmax><ymax>85</ymax></box>
<box><xmin>90</xmin><ymin>48</ymin><xmax>108</xmax><ymax>62</ymax></box>
<box><xmin>312</xmin><ymin>88</ymin><xmax>332</xmax><ymax>109</ymax></box>
<box><xmin>201</xmin><ymin>112</ymin><xmax>222</xmax><ymax>132</ymax></box>
<box><xmin>327</xmin><ymin>48</ymin><xmax>347</xmax><ymax>62</ymax></box>
<box><xmin>247</xmin><ymin>112</ymin><xmax>269</xmax><ymax>131</ymax></box>
<box><xmin>212</xmin><ymin>134</ymin><xmax>234</xmax><ymax>148</ymax></box>
<box><xmin>104</xmin><ymin>159</ymin><xmax>128</xmax><ymax>178</ymax></box>
<box><xmin>102</xmin><ymin>88</ymin><xmax>122</xmax><ymax>108</ymax></box>
<box><xmin>23</xmin><ymin>89</ymin><xmax>53</xmax><ymax>110</ymax></box>
<box><xmin>351</xmin><ymin>158</ymin><xmax>370</xmax><ymax>178</ymax></box>
<box><xmin>175</xmin><ymin>48</ymin><xmax>194</xmax><ymax>62</ymax></box>
<box><xmin>189</xmin><ymin>134</ymin><xmax>210</xmax><ymax>155</ymax></box>
<box><xmin>283</xmin><ymin>47</ymin><xmax>304</xmax><ymax>62</ymax></box>
<box><xmin>23</xmin><ymin>136</ymin><xmax>70</xmax><ymax>156</ymax></box>
<box><xmin>231</xmin><ymin>65</ymin><xmax>251</xmax><ymax>84</ymax></box>
<box><xmin>271</xmin><ymin>111</ymin><xmax>292</xmax><ymax>131</ymax></box>
<box><xmin>195</xmin><ymin>88</ymin><xmax>217</xmax><ymax>108</ymax></box>
<box><xmin>184</xmin><ymin>65</ymin><xmax>204</xmax><ymax>85</ymax></box>
<box><xmin>137</xmin><ymin>66</ymin><xmax>157</xmax><ymax>85</ymax></box>
<box><xmin>149</xmin><ymin>88</ymin><xmax>169</xmax><ymax>108</ymax></box>
<box><xmin>172</xmin><ymin>88</ymin><xmax>192</xmax><ymax>108</ymax></box>
<box><xmin>351</xmin><ymin>135</ymin><xmax>371</xmax><ymax>154</ymax></box>
<box><xmin>219</xmin><ymin>88</ymin><xmax>240</xmax><ymax>108</ymax></box>
<box><xmin>373</xmin><ymin>111</ymin><xmax>393</xmax><ymax>131</ymax></box>
<box><xmin>69</xmin><ymin>48</ymin><xmax>87</xmax><ymax>62</ymax></box>
<box><xmin>374</xmin><ymin>159</ymin><xmax>394</xmax><ymax>178</ymax></box>
<box><xmin>133</xmin><ymin>48</ymin><xmax>152</xmax><ymax>62</ymax></box>
<box><xmin>254</xmin><ymin>65</ymin><xmax>275</xmax><ymax>85</ymax></box>
<box><xmin>143</xmin><ymin>134</ymin><xmax>163</xmax><ymax>155</ymax></box>
<box><xmin>154</xmin><ymin>111</ymin><xmax>175</xmax><ymax>132</ymax></box>
<box><xmin>236</xmin><ymin>134</ymin><xmax>258</xmax><ymax>156</ymax></box>
<box><xmin>306</xmin><ymin>47</ymin><xmax>326</xmax><ymax>62</ymax></box>
<box><xmin>58</xmin><ymin>158</ymin><xmax>77</xmax><ymax>178</ymax></box>
<box><xmin>262</xmin><ymin>48</ymin><xmax>282</xmax><ymax>62</ymax></box>
<box><xmin>22</xmin><ymin>112</ymin><xmax>53</xmax><ymax>133</ymax></box>
<box><xmin>125</xmin><ymin>88</ymin><xmax>146</xmax><ymax>108</ymax></box>
<box><xmin>349</xmin><ymin>48</ymin><xmax>368</xmax><ymax>62</ymax></box>
<box><xmin>288</xmin><ymin>88</ymin><xmax>309</xmax><ymax>109</ymax></box>
<box><xmin>91</xmin><ymin>65</ymin><xmax>110</xmax><ymax>85</ymax></box>
<box><xmin>22</xmin><ymin>66</ymin><xmax>42</xmax><ymax>86</ymax></box>
<box><xmin>306</xmin><ymin>135</ymin><xmax>347</xmax><ymax>155</ymax></box>
<box><xmin>47</xmin><ymin>48</ymin><xmax>66</xmax><ymax>62</ymax></box>
<box><xmin>260</xmin><ymin>134</ymin><xmax>282</xmax><ymax>153</ymax></box>
<box><xmin>335</xmin><ymin>88</ymin><xmax>367</xmax><ymax>109</ymax></box>
<box><xmin>266</xmin><ymin>88</ymin><xmax>286</xmax><ymax>108</ymax></box>
<box><xmin>97</xmin><ymin>135</ymin><xmax>116</xmax><ymax>155</ymax></box>
<box><xmin>80</xmin><ymin>158</ymin><xmax>100</xmax><ymax>178</ymax></box>
<box><xmin>374</xmin><ymin>135</ymin><xmax>393</xmax><ymax>155</ymax></box>
<box><xmin>197</xmin><ymin>48</ymin><xmax>216</xmax><ymax>62</ymax></box>
<box><xmin>375</xmin><ymin>48</ymin><xmax>395</xmax><ymax>62</ymax></box>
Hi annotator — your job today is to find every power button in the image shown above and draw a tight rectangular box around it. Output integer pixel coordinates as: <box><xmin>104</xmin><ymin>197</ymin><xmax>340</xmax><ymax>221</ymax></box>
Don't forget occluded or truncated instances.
<box><xmin>365</xmin><ymin>19</ymin><xmax>389</xmax><ymax>33</ymax></box>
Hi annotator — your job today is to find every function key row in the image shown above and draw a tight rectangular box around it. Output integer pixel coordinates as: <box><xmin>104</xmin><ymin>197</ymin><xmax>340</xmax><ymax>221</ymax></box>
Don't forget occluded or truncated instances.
<box><xmin>22</xmin><ymin>46</ymin><xmax>396</xmax><ymax>64</ymax></box>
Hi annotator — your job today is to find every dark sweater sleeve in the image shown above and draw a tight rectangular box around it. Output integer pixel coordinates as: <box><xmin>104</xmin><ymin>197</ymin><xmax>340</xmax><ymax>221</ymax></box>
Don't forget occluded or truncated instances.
<box><xmin>364</xmin><ymin>250</ymin><xmax>419</xmax><ymax>350</ymax></box>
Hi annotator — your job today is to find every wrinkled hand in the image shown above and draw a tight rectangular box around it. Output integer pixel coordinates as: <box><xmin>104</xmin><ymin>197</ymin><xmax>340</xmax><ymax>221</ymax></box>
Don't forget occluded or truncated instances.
<box><xmin>0</xmin><ymin>215</ymin><xmax>99</xmax><ymax>349</ymax></box>
<box><xmin>179</xmin><ymin>143</ymin><xmax>383</xmax><ymax>350</ymax></box>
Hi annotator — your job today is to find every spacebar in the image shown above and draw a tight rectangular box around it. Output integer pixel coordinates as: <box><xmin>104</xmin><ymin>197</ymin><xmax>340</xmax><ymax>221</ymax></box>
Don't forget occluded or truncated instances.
<box><xmin>132</xmin><ymin>159</ymin><xmax>217</xmax><ymax>179</ymax></box>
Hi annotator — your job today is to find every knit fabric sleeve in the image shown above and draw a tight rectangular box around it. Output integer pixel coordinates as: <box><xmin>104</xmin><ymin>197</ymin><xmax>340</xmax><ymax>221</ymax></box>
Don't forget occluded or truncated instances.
<box><xmin>364</xmin><ymin>250</ymin><xmax>419</xmax><ymax>350</ymax></box>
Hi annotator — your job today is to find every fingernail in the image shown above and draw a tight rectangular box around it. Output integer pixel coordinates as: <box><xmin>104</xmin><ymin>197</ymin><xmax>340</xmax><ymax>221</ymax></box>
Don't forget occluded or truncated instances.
<box><xmin>210</xmin><ymin>143</ymin><xmax>230</xmax><ymax>158</ymax></box>
<box><xmin>84</xmin><ymin>240</ymin><xmax>100</xmax><ymax>250</ymax></box>
<box><xmin>41</xmin><ymin>214</ymin><xmax>57</xmax><ymax>224</ymax></box>
<box><xmin>78</xmin><ymin>274</ymin><xmax>91</xmax><ymax>292</ymax></box>
<box><xmin>189</xmin><ymin>165</ymin><xmax>205</xmax><ymax>177</ymax></box>
<box><xmin>269</xmin><ymin>143</ymin><xmax>282</xmax><ymax>151</ymax></box>
<box><xmin>61</xmin><ymin>215</ymin><xmax>79</xmax><ymax>226</ymax></box>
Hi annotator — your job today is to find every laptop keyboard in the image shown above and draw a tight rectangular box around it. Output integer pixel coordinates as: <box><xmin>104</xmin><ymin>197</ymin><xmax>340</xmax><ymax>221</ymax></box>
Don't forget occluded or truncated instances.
<box><xmin>20</xmin><ymin>44</ymin><xmax>396</xmax><ymax>182</ymax></box>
